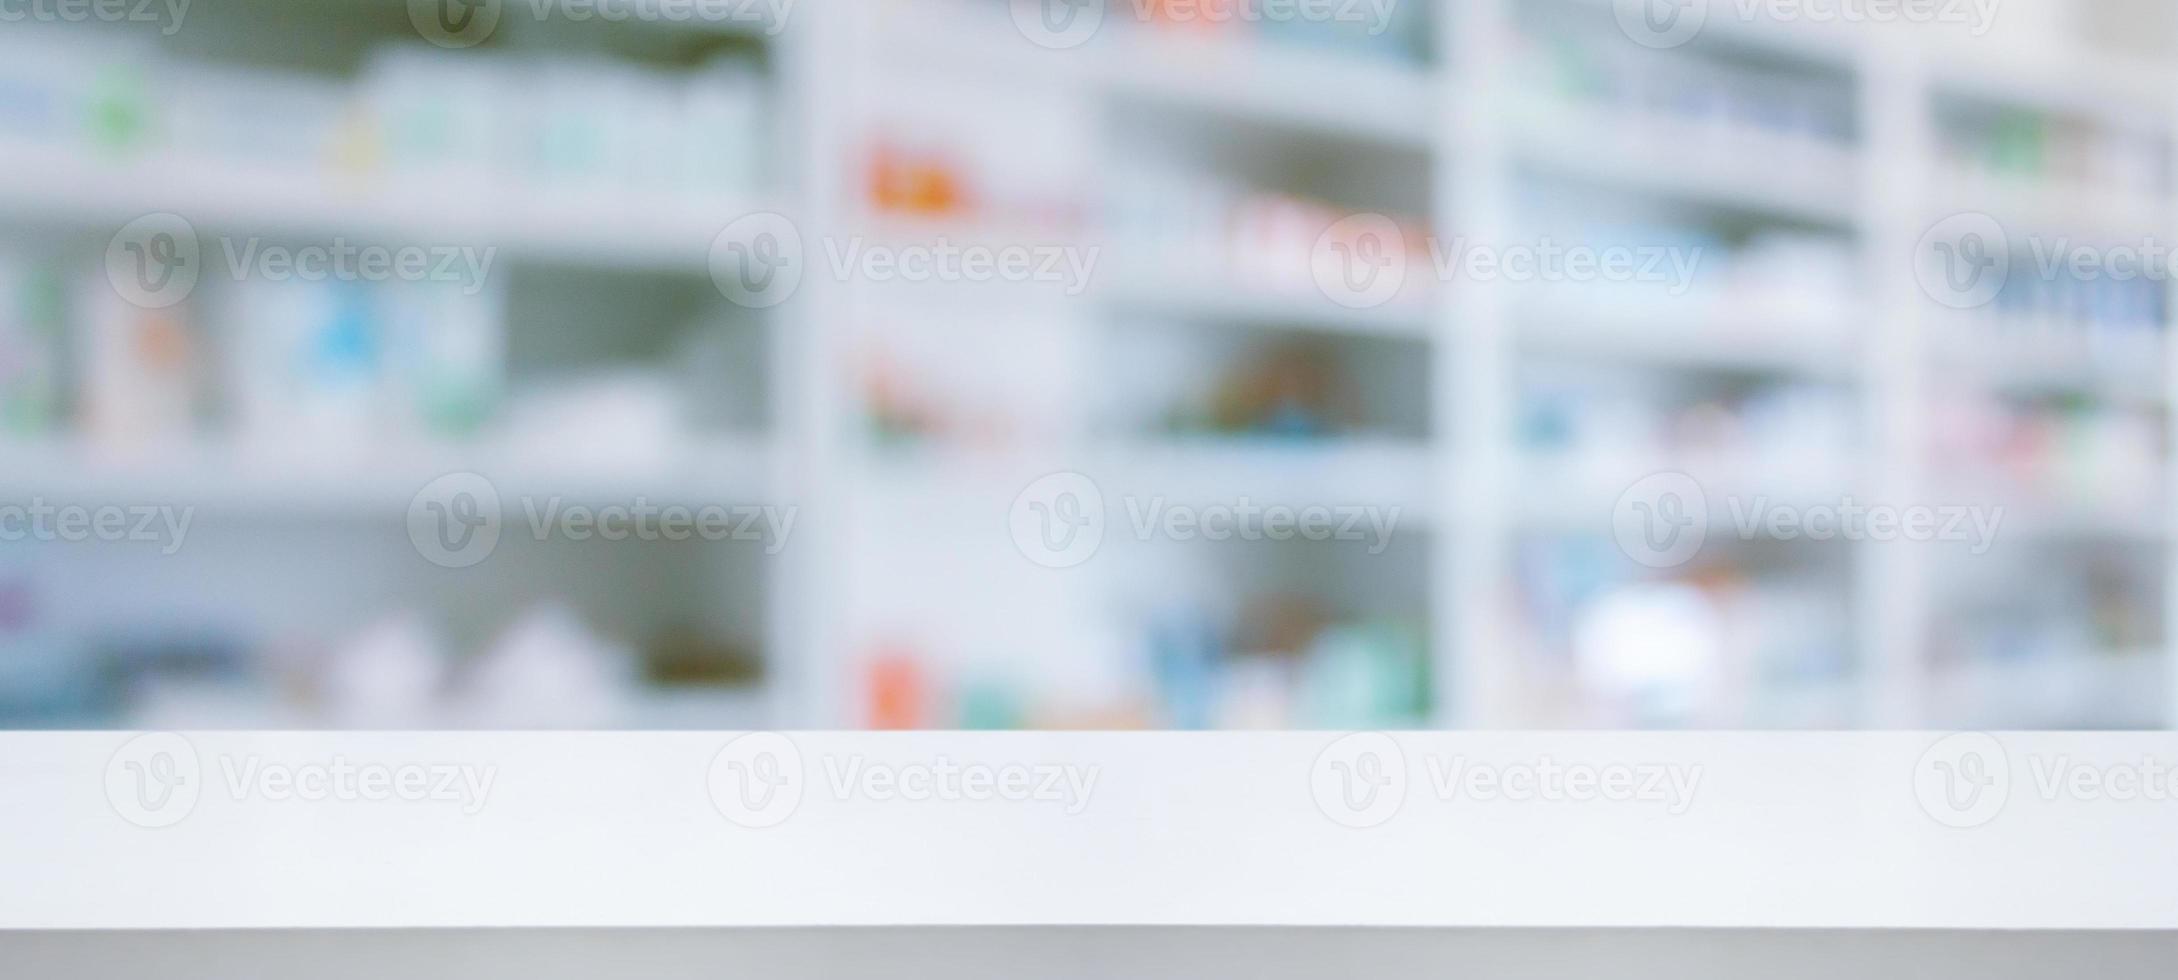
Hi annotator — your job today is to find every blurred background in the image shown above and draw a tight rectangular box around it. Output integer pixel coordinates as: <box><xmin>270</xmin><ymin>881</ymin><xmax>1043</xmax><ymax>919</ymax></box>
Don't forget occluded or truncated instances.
<box><xmin>0</xmin><ymin>0</ymin><xmax>2172</xmax><ymax>730</ymax></box>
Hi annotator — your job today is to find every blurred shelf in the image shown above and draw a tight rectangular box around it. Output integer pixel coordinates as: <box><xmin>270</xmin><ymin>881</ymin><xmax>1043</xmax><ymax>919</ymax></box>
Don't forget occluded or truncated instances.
<box><xmin>1515</xmin><ymin>451</ymin><xmax>1857</xmax><ymax>532</ymax></box>
<box><xmin>1092</xmin><ymin>31</ymin><xmax>1433</xmax><ymax>147</ymax></box>
<box><xmin>1928</xmin><ymin>474</ymin><xmax>2168</xmax><ymax>542</ymax></box>
<box><xmin>1933</xmin><ymin>171</ymin><xmax>2173</xmax><ymax>240</ymax></box>
<box><xmin>0</xmin><ymin>143</ymin><xmax>767</xmax><ymax>272</ymax></box>
<box><xmin>1505</xmin><ymin>101</ymin><xmax>1859</xmax><ymax>226</ymax></box>
<box><xmin>857</xmin><ymin>212</ymin><xmax>1087</xmax><ymax>245</ymax></box>
<box><xmin>120</xmin><ymin>687</ymin><xmax>774</xmax><ymax>730</ymax></box>
<box><xmin>1099</xmin><ymin>271</ymin><xmax>1432</xmax><ymax>338</ymax></box>
<box><xmin>1999</xmin><ymin>505</ymin><xmax>2170</xmax><ymax>543</ymax></box>
<box><xmin>0</xmin><ymin>437</ymin><xmax>774</xmax><ymax>514</ymax></box>
<box><xmin>617</xmin><ymin>687</ymin><xmax>771</xmax><ymax>730</ymax></box>
<box><xmin>886</xmin><ymin>12</ymin><xmax>1433</xmax><ymax>148</ymax></box>
<box><xmin>1923</xmin><ymin>41</ymin><xmax>2178</xmax><ymax>126</ymax></box>
<box><xmin>832</xmin><ymin>214</ymin><xmax>1108</xmax><ymax>313</ymax></box>
<box><xmin>1740</xmin><ymin>679</ymin><xmax>1862</xmax><ymax>731</ymax></box>
<box><xmin>858</xmin><ymin>437</ymin><xmax>1435</xmax><ymax>525</ymax></box>
<box><xmin>1925</xmin><ymin>323</ymin><xmax>2166</xmax><ymax>402</ymax></box>
<box><xmin>1927</xmin><ymin>650</ymin><xmax>2167</xmax><ymax>729</ymax></box>
<box><xmin>10</xmin><ymin>0</ymin><xmax>2161</xmax><ymax>736</ymax></box>
<box><xmin>1095</xmin><ymin>437</ymin><xmax>1435</xmax><ymax>522</ymax></box>
<box><xmin>1517</xmin><ymin>299</ymin><xmax>1860</xmax><ymax>377</ymax></box>
<box><xmin>1557</xmin><ymin>0</ymin><xmax>1868</xmax><ymax>65</ymax></box>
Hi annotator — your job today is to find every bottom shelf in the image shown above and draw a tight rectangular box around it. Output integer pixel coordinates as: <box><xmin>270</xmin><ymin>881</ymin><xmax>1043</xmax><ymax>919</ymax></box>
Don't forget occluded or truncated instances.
<box><xmin>1926</xmin><ymin>652</ymin><xmax>2168</xmax><ymax>730</ymax></box>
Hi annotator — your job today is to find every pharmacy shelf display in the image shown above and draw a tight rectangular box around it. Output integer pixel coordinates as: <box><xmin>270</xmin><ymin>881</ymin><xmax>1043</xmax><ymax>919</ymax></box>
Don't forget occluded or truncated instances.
<box><xmin>0</xmin><ymin>11</ymin><xmax>790</xmax><ymax>730</ymax></box>
<box><xmin>0</xmin><ymin>1</ymin><xmax>2171</xmax><ymax>732</ymax></box>
<box><xmin>813</xmin><ymin>0</ymin><xmax>2177</xmax><ymax>731</ymax></box>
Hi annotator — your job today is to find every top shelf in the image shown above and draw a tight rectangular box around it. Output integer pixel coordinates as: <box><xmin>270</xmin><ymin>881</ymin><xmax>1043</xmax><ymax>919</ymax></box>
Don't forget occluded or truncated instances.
<box><xmin>0</xmin><ymin>435</ymin><xmax>776</xmax><ymax>514</ymax></box>
<box><xmin>1921</xmin><ymin>41</ymin><xmax>2178</xmax><ymax>126</ymax></box>
<box><xmin>883</xmin><ymin>9</ymin><xmax>1435</xmax><ymax>148</ymax></box>
<box><xmin>0</xmin><ymin>142</ymin><xmax>766</xmax><ymax>272</ymax></box>
<box><xmin>1555</xmin><ymin>0</ymin><xmax>1868</xmax><ymax>65</ymax></box>
<box><xmin>1557</xmin><ymin>0</ymin><xmax>2175</xmax><ymax>120</ymax></box>
<box><xmin>1089</xmin><ymin>30</ymin><xmax>1434</xmax><ymax>148</ymax></box>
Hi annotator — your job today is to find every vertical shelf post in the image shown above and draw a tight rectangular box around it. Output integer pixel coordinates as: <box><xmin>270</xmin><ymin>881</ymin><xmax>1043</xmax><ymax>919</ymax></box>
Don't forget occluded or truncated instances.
<box><xmin>1859</xmin><ymin>34</ymin><xmax>1931</xmax><ymax>727</ymax></box>
<box><xmin>1441</xmin><ymin>0</ymin><xmax>1517</xmax><ymax>726</ymax></box>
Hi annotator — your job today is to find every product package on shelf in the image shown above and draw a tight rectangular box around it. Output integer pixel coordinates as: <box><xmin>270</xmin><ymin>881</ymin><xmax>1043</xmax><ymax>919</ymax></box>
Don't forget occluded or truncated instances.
<box><xmin>0</xmin><ymin>28</ymin><xmax>161</xmax><ymax>159</ymax></box>
<box><xmin>162</xmin><ymin>63</ymin><xmax>352</xmax><ymax>178</ymax></box>
<box><xmin>218</xmin><ymin>278</ymin><xmax>383</xmax><ymax>447</ymax></box>
<box><xmin>0</xmin><ymin>253</ymin><xmax>64</xmax><ymax>439</ymax></box>
<box><xmin>359</xmin><ymin>47</ymin><xmax>518</xmax><ymax>191</ymax></box>
<box><xmin>383</xmin><ymin>278</ymin><xmax>506</xmax><ymax>441</ymax></box>
<box><xmin>77</xmin><ymin>273</ymin><xmax>199</xmax><ymax>450</ymax></box>
<box><xmin>216</xmin><ymin>274</ymin><xmax>508</xmax><ymax>451</ymax></box>
<box><xmin>1104</xmin><ymin>163</ymin><xmax>1432</xmax><ymax>303</ymax></box>
<box><xmin>1509</xmin><ymin>15</ymin><xmax>1856</xmax><ymax>172</ymax></box>
<box><xmin>1516</xmin><ymin>536</ymin><xmax>1853</xmax><ymax>728</ymax></box>
<box><xmin>1937</xmin><ymin>100</ymin><xmax>2171</xmax><ymax>200</ymax></box>
<box><xmin>1928</xmin><ymin>388</ymin><xmax>2165</xmax><ymax>511</ymax></box>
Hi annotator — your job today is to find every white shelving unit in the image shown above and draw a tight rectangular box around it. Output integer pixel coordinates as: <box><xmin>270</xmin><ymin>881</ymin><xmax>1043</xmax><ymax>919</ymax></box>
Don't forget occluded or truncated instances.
<box><xmin>1459</xmin><ymin>1</ymin><xmax>2175</xmax><ymax>729</ymax></box>
<box><xmin>802</xmin><ymin>0</ymin><xmax>2177</xmax><ymax>730</ymax></box>
<box><xmin>4</xmin><ymin>0</ymin><xmax>2172</xmax><ymax>730</ymax></box>
<box><xmin>0</xmin><ymin>10</ymin><xmax>805</xmax><ymax>729</ymax></box>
